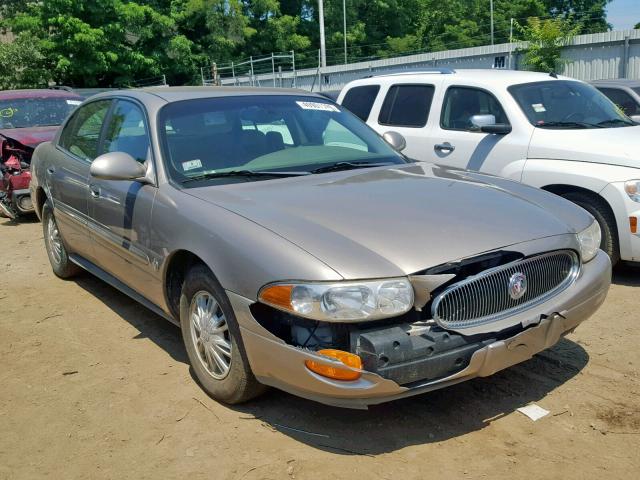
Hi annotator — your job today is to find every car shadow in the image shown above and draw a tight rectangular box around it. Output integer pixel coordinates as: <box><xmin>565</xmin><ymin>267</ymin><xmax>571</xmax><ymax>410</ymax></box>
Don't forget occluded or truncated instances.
<box><xmin>612</xmin><ymin>263</ymin><xmax>640</xmax><ymax>287</ymax></box>
<box><xmin>0</xmin><ymin>214</ymin><xmax>39</xmax><ymax>226</ymax></box>
<box><xmin>73</xmin><ymin>274</ymin><xmax>188</xmax><ymax>365</ymax></box>
<box><xmin>72</xmin><ymin>272</ymin><xmax>589</xmax><ymax>455</ymax></box>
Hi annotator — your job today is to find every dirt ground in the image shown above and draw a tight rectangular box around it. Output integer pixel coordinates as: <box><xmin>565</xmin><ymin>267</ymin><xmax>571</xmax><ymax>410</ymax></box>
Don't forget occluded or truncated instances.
<box><xmin>1</xmin><ymin>217</ymin><xmax>639</xmax><ymax>480</ymax></box>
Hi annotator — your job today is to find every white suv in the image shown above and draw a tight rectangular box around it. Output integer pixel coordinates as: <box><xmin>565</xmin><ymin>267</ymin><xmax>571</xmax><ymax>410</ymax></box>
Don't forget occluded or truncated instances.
<box><xmin>337</xmin><ymin>69</ymin><xmax>640</xmax><ymax>265</ymax></box>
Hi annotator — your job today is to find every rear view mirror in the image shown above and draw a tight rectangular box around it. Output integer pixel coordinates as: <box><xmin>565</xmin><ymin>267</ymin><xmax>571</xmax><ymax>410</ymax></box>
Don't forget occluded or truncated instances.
<box><xmin>90</xmin><ymin>151</ymin><xmax>147</xmax><ymax>181</ymax></box>
<box><xmin>382</xmin><ymin>131</ymin><xmax>407</xmax><ymax>151</ymax></box>
<box><xmin>470</xmin><ymin>114</ymin><xmax>496</xmax><ymax>128</ymax></box>
<box><xmin>630</xmin><ymin>115</ymin><xmax>640</xmax><ymax>123</ymax></box>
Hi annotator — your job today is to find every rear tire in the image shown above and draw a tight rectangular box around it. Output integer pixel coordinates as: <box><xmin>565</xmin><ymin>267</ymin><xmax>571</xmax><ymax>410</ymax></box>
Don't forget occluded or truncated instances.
<box><xmin>179</xmin><ymin>263</ymin><xmax>266</xmax><ymax>404</ymax></box>
<box><xmin>42</xmin><ymin>200</ymin><xmax>81</xmax><ymax>278</ymax></box>
<box><xmin>562</xmin><ymin>191</ymin><xmax>620</xmax><ymax>266</ymax></box>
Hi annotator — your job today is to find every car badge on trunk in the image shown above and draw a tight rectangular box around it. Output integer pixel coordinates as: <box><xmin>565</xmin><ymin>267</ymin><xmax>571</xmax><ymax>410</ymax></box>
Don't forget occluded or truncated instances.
<box><xmin>508</xmin><ymin>272</ymin><xmax>527</xmax><ymax>300</ymax></box>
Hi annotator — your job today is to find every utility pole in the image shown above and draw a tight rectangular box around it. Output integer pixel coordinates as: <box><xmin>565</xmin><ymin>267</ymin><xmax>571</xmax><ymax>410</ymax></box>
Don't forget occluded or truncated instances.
<box><xmin>343</xmin><ymin>0</ymin><xmax>347</xmax><ymax>64</ymax></box>
<box><xmin>318</xmin><ymin>0</ymin><xmax>327</xmax><ymax>68</ymax></box>
<box><xmin>490</xmin><ymin>0</ymin><xmax>494</xmax><ymax>45</ymax></box>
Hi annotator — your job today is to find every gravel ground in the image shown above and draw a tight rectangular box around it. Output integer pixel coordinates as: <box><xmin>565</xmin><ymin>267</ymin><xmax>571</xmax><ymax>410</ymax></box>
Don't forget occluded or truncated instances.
<box><xmin>1</xmin><ymin>217</ymin><xmax>639</xmax><ymax>479</ymax></box>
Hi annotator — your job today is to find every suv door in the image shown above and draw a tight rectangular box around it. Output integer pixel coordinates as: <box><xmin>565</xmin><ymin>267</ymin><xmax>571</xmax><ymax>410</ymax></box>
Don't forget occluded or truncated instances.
<box><xmin>369</xmin><ymin>83</ymin><xmax>439</xmax><ymax>160</ymax></box>
<box><xmin>87</xmin><ymin>99</ymin><xmax>159</xmax><ymax>302</ymax></box>
<box><xmin>431</xmin><ymin>86</ymin><xmax>529</xmax><ymax>179</ymax></box>
<box><xmin>49</xmin><ymin>99</ymin><xmax>112</xmax><ymax>257</ymax></box>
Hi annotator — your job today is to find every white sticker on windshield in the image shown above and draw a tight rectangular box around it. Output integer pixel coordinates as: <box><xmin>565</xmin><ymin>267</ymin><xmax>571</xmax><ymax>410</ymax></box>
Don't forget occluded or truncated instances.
<box><xmin>296</xmin><ymin>101</ymin><xmax>339</xmax><ymax>112</ymax></box>
<box><xmin>66</xmin><ymin>99</ymin><xmax>82</xmax><ymax>105</ymax></box>
<box><xmin>182</xmin><ymin>159</ymin><xmax>202</xmax><ymax>171</ymax></box>
<box><xmin>532</xmin><ymin>103</ymin><xmax>546</xmax><ymax>113</ymax></box>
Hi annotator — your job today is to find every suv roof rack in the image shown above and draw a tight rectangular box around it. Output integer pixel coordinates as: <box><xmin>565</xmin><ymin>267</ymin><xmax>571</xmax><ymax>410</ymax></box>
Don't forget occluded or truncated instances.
<box><xmin>365</xmin><ymin>67</ymin><xmax>456</xmax><ymax>78</ymax></box>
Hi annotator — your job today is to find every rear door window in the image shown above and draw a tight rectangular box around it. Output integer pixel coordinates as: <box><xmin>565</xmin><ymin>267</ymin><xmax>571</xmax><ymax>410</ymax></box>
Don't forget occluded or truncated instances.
<box><xmin>597</xmin><ymin>88</ymin><xmax>640</xmax><ymax>116</ymax></box>
<box><xmin>59</xmin><ymin>100</ymin><xmax>112</xmax><ymax>161</ymax></box>
<box><xmin>341</xmin><ymin>85</ymin><xmax>380</xmax><ymax>121</ymax></box>
<box><xmin>441</xmin><ymin>86</ymin><xmax>509</xmax><ymax>130</ymax></box>
<box><xmin>378</xmin><ymin>84</ymin><xmax>434</xmax><ymax>128</ymax></box>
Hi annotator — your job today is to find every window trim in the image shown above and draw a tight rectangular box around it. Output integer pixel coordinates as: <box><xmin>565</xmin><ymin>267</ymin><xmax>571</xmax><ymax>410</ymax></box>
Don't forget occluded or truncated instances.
<box><xmin>341</xmin><ymin>84</ymin><xmax>381</xmax><ymax>121</ymax></box>
<box><xmin>440</xmin><ymin>85</ymin><xmax>511</xmax><ymax>132</ymax></box>
<box><xmin>56</xmin><ymin>98</ymin><xmax>114</xmax><ymax>164</ymax></box>
<box><xmin>377</xmin><ymin>83</ymin><xmax>435</xmax><ymax>128</ymax></box>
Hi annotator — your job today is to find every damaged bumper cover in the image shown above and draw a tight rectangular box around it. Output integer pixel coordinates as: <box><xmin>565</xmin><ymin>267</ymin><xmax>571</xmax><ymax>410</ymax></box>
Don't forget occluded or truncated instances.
<box><xmin>230</xmin><ymin>250</ymin><xmax>611</xmax><ymax>409</ymax></box>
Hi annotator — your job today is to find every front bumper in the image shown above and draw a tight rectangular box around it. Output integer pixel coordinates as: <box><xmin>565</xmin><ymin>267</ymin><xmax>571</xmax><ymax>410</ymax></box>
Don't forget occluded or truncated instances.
<box><xmin>230</xmin><ymin>250</ymin><xmax>611</xmax><ymax>409</ymax></box>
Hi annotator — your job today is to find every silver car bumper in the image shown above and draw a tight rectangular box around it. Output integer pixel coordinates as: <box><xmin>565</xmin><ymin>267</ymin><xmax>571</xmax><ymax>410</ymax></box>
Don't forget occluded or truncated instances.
<box><xmin>229</xmin><ymin>250</ymin><xmax>611</xmax><ymax>409</ymax></box>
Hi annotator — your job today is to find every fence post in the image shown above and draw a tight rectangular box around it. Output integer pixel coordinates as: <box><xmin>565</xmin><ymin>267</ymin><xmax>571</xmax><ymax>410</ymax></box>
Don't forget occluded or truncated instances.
<box><xmin>291</xmin><ymin>50</ymin><xmax>296</xmax><ymax>88</ymax></box>
<box><xmin>278</xmin><ymin>65</ymin><xmax>282</xmax><ymax>87</ymax></box>
<box><xmin>200</xmin><ymin>67</ymin><xmax>205</xmax><ymax>86</ymax></box>
<box><xmin>623</xmin><ymin>35</ymin><xmax>630</xmax><ymax>79</ymax></box>
<box><xmin>231</xmin><ymin>61</ymin><xmax>236</xmax><ymax>86</ymax></box>
<box><xmin>162</xmin><ymin>74</ymin><xmax>167</xmax><ymax>86</ymax></box>
<box><xmin>272</xmin><ymin>53</ymin><xmax>276</xmax><ymax>87</ymax></box>
<box><xmin>317</xmin><ymin>49</ymin><xmax>323</xmax><ymax>92</ymax></box>
<box><xmin>250</xmin><ymin>56</ymin><xmax>254</xmax><ymax>86</ymax></box>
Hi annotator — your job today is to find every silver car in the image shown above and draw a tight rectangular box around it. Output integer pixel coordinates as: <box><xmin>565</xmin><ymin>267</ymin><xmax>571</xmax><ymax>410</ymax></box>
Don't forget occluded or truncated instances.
<box><xmin>30</xmin><ymin>87</ymin><xmax>611</xmax><ymax>408</ymax></box>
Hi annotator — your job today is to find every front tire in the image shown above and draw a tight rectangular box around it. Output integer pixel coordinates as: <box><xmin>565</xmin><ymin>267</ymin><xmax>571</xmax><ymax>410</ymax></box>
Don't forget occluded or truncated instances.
<box><xmin>562</xmin><ymin>191</ymin><xmax>620</xmax><ymax>266</ymax></box>
<box><xmin>180</xmin><ymin>264</ymin><xmax>266</xmax><ymax>404</ymax></box>
<box><xmin>42</xmin><ymin>200</ymin><xmax>81</xmax><ymax>278</ymax></box>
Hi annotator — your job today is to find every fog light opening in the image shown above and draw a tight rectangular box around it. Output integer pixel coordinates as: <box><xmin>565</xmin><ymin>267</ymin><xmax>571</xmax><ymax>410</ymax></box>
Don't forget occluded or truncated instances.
<box><xmin>304</xmin><ymin>349</ymin><xmax>362</xmax><ymax>381</ymax></box>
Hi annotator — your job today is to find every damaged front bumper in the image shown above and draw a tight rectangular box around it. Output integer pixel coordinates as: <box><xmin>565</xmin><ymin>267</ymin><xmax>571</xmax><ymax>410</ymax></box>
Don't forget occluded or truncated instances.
<box><xmin>230</xmin><ymin>250</ymin><xmax>611</xmax><ymax>409</ymax></box>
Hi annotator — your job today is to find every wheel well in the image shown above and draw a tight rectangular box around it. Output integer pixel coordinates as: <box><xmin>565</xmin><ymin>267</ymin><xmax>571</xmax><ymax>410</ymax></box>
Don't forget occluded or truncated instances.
<box><xmin>34</xmin><ymin>187</ymin><xmax>47</xmax><ymax>220</ymax></box>
<box><xmin>541</xmin><ymin>183</ymin><xmax>618</xmax><ymax>229</ymax></box>
<box><xmin>164</xmin><ymin>250</ymin><xmax>206</xmax><ymax>320</ymax></box>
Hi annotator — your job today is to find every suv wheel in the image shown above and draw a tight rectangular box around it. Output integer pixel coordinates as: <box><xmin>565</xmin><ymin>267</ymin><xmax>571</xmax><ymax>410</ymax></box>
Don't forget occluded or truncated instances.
<box><xmin>179</xmin><ymin>264</ymin><xmax>266</xmax><ymax>404</ymax></box>
<box><xmin>42</xmin><ymin>200</ymin><xmax>81</xmax><ymax>278</ymax></box>
<box><xmin>562</xmin><ymin>191</ymin><xmax>620</xmax><ymax>266</ymax></box>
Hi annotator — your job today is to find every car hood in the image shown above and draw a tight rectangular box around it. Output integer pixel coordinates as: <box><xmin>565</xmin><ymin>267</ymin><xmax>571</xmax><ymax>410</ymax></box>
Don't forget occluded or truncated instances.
<box><xmin>0</xmin><ymin>126</ymin><xmax>59</xmax><ymax>148</ymax></box>
<box><xmin>186</xmin><ymin>163</ymin><xmax>591</xmax><ymax>279</ymax></box>
<box><xmin>529</xmin><ymin>125</ymin><xmax>640</xmax><ymax>169</ymax></box>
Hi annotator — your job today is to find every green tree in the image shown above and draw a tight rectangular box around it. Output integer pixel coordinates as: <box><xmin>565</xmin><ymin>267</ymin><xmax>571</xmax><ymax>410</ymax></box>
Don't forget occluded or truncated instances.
<box><xmin>542</xmin><ymin>0</ymin><xmax>611</xmax><ymax>33</ymax></box>
<box><xmin>0</xmin><ymin>33</ymin><xmax>49</xmax><ymax>89</ymax></box>
<box><xmin>516</xmin><ymin>16</ymin><xmax>581</xmax><ymax>72</ymax></box>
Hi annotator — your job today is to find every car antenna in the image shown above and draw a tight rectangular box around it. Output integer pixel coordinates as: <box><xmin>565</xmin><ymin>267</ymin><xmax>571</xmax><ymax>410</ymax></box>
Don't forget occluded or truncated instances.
<box><xmin>549</xmin><ymin>71</ymin><xmax>558</xmax><ymax>78</ymax></box>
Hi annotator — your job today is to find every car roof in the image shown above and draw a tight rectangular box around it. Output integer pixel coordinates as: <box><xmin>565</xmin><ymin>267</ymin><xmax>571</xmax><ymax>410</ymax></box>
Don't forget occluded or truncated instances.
<box><xmin>0</xmin><ymin>89</ymin><xmax>83</xmax><ymax>100</ymax></box>
<box><xmin>90</xmin><ymin>86</ymin><xmax>324</xmax><ymax>103</ymax></box>
<box><xmin>590</xmin><ymin>79</ymin><xmax>640</xmax><ymax>87</ymax></box>
<box><xmin>350</xmin><ymin>68</ymin><xmax>576</xmax><ymax>86</ymax></box>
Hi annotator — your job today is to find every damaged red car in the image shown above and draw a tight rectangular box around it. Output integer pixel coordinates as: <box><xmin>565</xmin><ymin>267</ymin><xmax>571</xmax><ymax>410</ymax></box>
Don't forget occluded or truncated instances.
<box><xmin>0</xmin><ymin>89</ymin><xmax>83</xmax><ymax>219</ymax></box>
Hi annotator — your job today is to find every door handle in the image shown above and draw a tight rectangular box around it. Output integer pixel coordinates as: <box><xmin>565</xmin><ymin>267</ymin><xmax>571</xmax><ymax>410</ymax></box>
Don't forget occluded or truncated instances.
<box><xmin>89</xmin><ymin>184</ymin><xmax>100</xmax><ymax>198</ymax></box>
<box><xmin>434</xmin><ymin>142</ymin><xmax>455</xmax><ymax>153</ymax></box>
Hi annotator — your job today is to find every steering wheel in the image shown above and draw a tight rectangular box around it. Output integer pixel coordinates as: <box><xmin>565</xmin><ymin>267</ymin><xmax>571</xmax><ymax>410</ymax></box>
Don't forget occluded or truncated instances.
<box><xmin>561</xmin><ymin>112</ymin><xmax>584</xmax><ymax>122</ymax></box>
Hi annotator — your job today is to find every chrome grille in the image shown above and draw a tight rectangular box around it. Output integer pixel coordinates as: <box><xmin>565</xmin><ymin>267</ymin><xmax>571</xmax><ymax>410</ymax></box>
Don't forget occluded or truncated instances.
<box><xmin>431</xmin><ymin>250</ymin><xmax>579</xmax><ymax>330</ymax></box>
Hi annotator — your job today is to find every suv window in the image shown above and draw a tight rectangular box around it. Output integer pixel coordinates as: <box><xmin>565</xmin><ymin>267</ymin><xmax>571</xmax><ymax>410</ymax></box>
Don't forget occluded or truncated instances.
<box><xmin>378</xmin><ymin>84</ymin><xmax>434</xmax><ymax>128</ymax></box>
<box><xmin>103</xmin><ymin>100</ymin><xmax>150</xmax><ymax>163</ymax></box>
<box><xmin>59</xmin><ymin>100</ymin><xmax>111</xmax><ymax>161</ymax></box>
<box><xmin>441</xmin><ymin>87</ymin><xmax>508</xmax><ymax>130</ymax></box>
<box><xmin>598</xmin><ymin>88</ymin><xmax>640</xmax><ymax>116</ymax></box>
<box><xmin>342</xmin><ymin>85</ymin><xmax>380</xmax><ymax>121</ymax></box>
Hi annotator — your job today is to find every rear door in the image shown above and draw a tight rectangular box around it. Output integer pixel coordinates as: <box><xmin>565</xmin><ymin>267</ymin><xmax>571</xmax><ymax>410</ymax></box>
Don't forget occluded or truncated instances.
<box><xmin>48</xmin><ymin>99</ymin><xmax>112</xmax><ymax>257</ymax></box>
<box><xmin>87</xmin><ymin>99</ymin><xmax>159</xmax><ymax>301</ymax></box>
<box><xmin>430</xmin><ymin>85</ymin><xmax>529</xmax><ymax>180</ymax></box>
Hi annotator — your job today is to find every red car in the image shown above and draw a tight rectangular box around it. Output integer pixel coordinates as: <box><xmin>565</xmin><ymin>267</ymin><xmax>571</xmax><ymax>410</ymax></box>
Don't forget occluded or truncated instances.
<box><xmin>0</xmin><ymin>88</ymin><xmax>83</xmax><ymax>219</ymax></box>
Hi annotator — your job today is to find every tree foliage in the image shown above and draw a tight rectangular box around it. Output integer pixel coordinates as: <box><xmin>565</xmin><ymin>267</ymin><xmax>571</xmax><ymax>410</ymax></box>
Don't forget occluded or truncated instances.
<box><xmin>0</xmin><ymin>0</ymin><xmax>613</xmax><ymax>88</ymax></box>
<box><xmin>516</xmin><ymin>16</ymin><xmax>581</xmax><ymax>72</ymax></box>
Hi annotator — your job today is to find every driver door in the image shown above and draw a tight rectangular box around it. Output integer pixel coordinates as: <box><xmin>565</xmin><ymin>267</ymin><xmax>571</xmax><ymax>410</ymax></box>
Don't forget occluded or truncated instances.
<box><xmin>87</xmin><ymin>99</ymin><xmax>159</xmax><ymax>302</ymax></box>
<box><xmin>431</xmin><ymin>86</ymin><xmax>529</xmax><ymax>181</ymax></box>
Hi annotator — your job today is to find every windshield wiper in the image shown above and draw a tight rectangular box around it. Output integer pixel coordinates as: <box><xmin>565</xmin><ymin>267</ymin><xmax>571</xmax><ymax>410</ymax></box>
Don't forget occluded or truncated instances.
<box><xmin>596</xmin><ymin>118</ymin><xmax>635</xmax><ymax>127</ymax></box>
<box><xmin>310</xmin><ymin>161</ymin><xmax>394</xmax><ymax>174</ymax></box>
<box><xmin>536</xmin><ymin>121</ymin><xmax>603</xmax><ymax>129</ymax></box>
<box><xmin>182</xmin><ymin>170</ymin><xmax>309</xmax><ymax>184</ymax></box>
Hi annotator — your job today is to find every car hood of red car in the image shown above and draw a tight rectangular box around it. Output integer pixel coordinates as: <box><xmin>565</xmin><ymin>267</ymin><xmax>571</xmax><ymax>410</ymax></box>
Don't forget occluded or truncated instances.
<box><xmin>0</xmin><ymin>126</ymin><xmax>59</xmax><ymax>148</ymax></box>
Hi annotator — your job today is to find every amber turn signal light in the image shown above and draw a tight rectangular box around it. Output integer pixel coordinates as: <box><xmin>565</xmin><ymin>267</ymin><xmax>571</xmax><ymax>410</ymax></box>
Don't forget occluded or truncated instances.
<box><xmin>259</xmin><ymin>284</ymin><xmax>293</xmax><ymax>310</ymax></box>
<box><xmin>631</xmin><ymin>217</ymin><xmax>638</xmax><ymax>234</ymax></box>
<box><xmin>305</xmin><ymin>349</ymin><xmax>363</xmax><ymax>381</ymax></box>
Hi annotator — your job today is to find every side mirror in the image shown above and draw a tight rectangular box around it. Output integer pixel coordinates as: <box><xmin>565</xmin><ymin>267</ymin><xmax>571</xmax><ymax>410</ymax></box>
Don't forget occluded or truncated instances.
<box><xmin>630</xmin><ymin>114</ymin><xmax>640</xmax><ymax>123</ymax></box>
<box><xmin>90</xmin><ymin>151</ymin><xmax>147</xmax><ymax>181</ymax></box>
<box><xmin>382</xmin><ymin>131</ymin><xmax>407</xmax><ymax>152</ymax></box>
<box><xmin>470</xmin><ymin>114</ymin><xmax>511</xmax><ymax>135</ymax></box>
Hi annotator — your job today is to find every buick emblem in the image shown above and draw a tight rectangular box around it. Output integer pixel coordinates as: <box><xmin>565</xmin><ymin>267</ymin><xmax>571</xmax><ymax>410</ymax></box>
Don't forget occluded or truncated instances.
<box><xmin>508</xmin><ymin>272</ymin><xmax>527</xmax><ymax>300</ymax></box>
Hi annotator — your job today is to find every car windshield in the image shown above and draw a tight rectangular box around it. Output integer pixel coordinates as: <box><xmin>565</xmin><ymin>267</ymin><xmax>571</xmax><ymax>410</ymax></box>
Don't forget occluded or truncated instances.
<box><xmin>159</xmin><ymin>95</ymin><xmax>406</xmax><ymax>186</ymax></box>
<box><xmin>509</xmin><ymin>80</ymin><xmax>634</xmax><ymax>129</ymax></box>
<box><xmin>0</xmin><ymin>96</ymin><xmax>82</xmax><ymax>129</ymax></box>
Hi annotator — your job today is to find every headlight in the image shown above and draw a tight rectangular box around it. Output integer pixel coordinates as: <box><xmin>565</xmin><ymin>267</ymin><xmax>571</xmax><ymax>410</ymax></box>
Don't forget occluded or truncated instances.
<box><xmin>624</xmin><ymin>180</ymin><xmax>640</xmax><ymax>202</ymax></box>
<box><xmin>576</xmin><ymin>220</ymin><xmax>601</xmax><ymax>263</ymax></box>
<box><xmin>259</xmin><ymin>278</ymin><xmax>414</xmax><ymax>322</ymax></box>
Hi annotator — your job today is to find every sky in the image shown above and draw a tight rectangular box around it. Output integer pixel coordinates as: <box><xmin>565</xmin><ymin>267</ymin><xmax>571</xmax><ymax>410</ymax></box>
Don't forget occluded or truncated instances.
<box><xmin>607</xmin><ymin>0</ymin><xmax>640</xmax><ymax>30</ymax></box>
